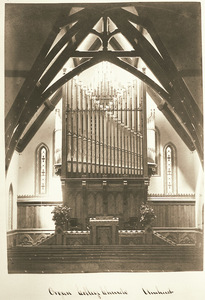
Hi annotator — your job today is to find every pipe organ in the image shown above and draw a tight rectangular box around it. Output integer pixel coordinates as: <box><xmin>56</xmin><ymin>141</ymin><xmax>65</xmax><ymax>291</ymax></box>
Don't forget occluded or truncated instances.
<box><xmin>59</xmin><ymin>75</ymin><xmax>149</xmax><ymax>178</ymax></box>
<box><xmin>147</xmin><ymin>110</ymin><xmax>156</xmax><ymax>164</ymax></box>
<box><xmin>54</xmin><ymin>64</ymin><xmax>156</xmax><ymax>231</ymax></box>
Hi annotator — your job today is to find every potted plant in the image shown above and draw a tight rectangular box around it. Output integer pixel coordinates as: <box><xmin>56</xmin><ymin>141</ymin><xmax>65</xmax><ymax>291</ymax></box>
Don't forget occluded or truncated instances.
<box><xmin>51</xmin><ymin>204</ymin><xmax>71</xmax><ymax>231</ymax></box>
<box><xmin>139</xmin><ymin>203</ymin><xmax>156</xmax><ymax>230</ymax></box>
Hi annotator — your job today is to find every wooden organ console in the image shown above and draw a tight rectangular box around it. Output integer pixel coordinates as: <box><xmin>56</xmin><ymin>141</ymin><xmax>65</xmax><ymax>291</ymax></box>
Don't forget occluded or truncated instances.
<box><xmin>54</xmin><ymin>65</ymin><xmax>156</xmax><ymax>232</ymax></box>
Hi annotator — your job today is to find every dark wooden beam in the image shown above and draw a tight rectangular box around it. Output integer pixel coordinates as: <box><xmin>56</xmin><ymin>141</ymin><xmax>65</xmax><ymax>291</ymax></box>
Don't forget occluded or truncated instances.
<box><xmin>39</xmin><ymin>13</ymin><xmax>101</xmax><ymax>91</ymax></box>
<box><xmin>16</xmin><ymin>88</ymin><xmax>63</xmax><ymax>153</ymax></box>
<box><xmin>108</xmin><ymin>10</ymin><xmax>173</xmax><ymax>93</ymax></box>
<box><xmin>109</xmin><ymin>37</ymin><xmax>133</xmax><ymax>65</ymax></box>
<box><xmin>146</xmin><ymin>86</ymin><xmax>196</xmax><ymax>152</ymax></box>
<box><xmin>5</xmin><ymin>14</ymin><xmax>63</xmax><ymax>150</ymax></box>
<box><xmin>108</xmin><ymin>9</ymin><xmax>203</xmax><ymax>161</ymax></box>
<box><xmin>119</xmin><ymin>8</ymin><xmax>203</xmax><ymax>148</ymax></box>
<box><xmin>5</xmin><ymin>57</ymin><xmax>102</xmax><ymax>171</ymax></box>
<box><xmin>41</xmin><ymin>57</ymin><xmax>103</xmax><ymax>101</ymax></box>
<box><xmin>106</xmin><ymin>56</ymin><xmax>203</xmax><ymax>163</ymax></box>
<box><xmin>72</xmin><ymin>50</ymin><xmax>140</xmax><ymax>57</ymax></box>
<box><xmin>78</xmin><ymin>38</ymin><xmax>102</xmax><ymax>64</ymax></box>
<box><xmin>5</xmin><ymin>9</ymin><xmax>100</xmax><ymax>152</ymax></box>
<box><xmin>5</xmin><ymin>11</ymin><xmax>102</xmax><ymax>171</ymax></box>
<box><xmin>105</xmin><ymin>55</ymin><xmax>170</xmax><ymax>103</ymax></box>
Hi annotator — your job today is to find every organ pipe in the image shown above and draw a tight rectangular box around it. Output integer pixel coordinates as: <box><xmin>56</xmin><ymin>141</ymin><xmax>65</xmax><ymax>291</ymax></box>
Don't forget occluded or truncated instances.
<box><xmin>62</xmin><ymin>66</ymin><xmax>154</xmax><ymax>178</ymax></box>
<box><xmin>54</xmin><ymin>108</ymin><xmax>62</xmax><ymax>165</ymax></box>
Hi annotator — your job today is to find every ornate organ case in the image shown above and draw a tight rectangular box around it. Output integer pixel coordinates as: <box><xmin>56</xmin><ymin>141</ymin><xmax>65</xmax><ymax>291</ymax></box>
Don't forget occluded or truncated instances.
<box><xmin>56</xmin><ymin>66</ymin><xmax>153</xmax><ymax>230</ymax></box>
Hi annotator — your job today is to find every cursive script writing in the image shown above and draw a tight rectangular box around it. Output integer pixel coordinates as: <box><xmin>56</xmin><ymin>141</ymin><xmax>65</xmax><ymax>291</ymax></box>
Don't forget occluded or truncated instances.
<box><xmin>49</xmin><ymin>287</ymin><xmax>72</xmax><ymax>296</ymax></box>
<box><xmin>142</xmin><ymin>287</ymin><xmax>174</xmax><ymax>295</ymax></box>
<box><xmin>77</xmin><ymin>288</ymin><xmax>128</xmax><ymax>299</ymax></box>
<box><xmin>48</xmin><ymin>287</ymin><xmax>128</xmax><ymax>298</ymax></box>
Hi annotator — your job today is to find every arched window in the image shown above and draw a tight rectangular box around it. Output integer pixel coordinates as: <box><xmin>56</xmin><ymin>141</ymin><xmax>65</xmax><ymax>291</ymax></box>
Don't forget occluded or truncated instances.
<box><xmin>8</xmin><ymin>184</ymin><xmax>13</xmax><ymax>230</ymax></box>
<box><xmin>35</xmin><ymin>143</ymin><xmax>49</xmax><ymax>195</ymax></box>
<box><xmin>164</xmin><ymin>143</ymin><xmax>177</xmax><ymax>194</ymax></box>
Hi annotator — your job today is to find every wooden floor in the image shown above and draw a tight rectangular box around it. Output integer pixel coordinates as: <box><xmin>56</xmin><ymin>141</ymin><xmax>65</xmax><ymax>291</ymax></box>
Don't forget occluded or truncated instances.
<box><xmin>7</xmin><ymin>244</ymin><xmax>203</xmax><ymax>273</ymax></box>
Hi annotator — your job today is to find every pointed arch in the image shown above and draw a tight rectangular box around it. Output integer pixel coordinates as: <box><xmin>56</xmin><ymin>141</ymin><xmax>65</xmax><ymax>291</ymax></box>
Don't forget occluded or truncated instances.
<box><xmin>35</xmin><ymin>143</ymin><xmax>49</xmax><ymax>195</ymax></box>
<box><xmin>5</xmin><ymin>5</ymin><xmax>203</xmax><ymax>172</ymax></box>
<box><xmin>164</xmin><ymin>143</ymin><xmax>177</xmax><ymax>194</ymax></box>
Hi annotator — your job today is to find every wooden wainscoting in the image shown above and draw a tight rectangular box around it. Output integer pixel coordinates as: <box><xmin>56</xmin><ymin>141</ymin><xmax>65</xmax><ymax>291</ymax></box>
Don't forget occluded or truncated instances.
<box><xmin>148</xmin><ymin>194</ymin><xmax>195</xmax><ymax>228</ymax></box>
<box><xmin>17</xmin><ymin>197</ymin><xmax>62</xmax><ymax>229</ymax></box>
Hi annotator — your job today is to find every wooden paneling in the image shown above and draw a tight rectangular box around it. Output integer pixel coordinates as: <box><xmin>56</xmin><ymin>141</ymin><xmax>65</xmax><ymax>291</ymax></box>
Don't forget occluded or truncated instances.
<box><xmin>17</xmin><ymin>198</ymin><xmax>195</xmax><ymax>230</ymax></box>
<box><xmin>150</xmin><ymin>202</ymin><xmax>195</xmax><ymax>228</ymax></box>
<box><xmin>17</xmin><ymin>203</ymin><xmax>56</xmax><ymax>229</ymax></box>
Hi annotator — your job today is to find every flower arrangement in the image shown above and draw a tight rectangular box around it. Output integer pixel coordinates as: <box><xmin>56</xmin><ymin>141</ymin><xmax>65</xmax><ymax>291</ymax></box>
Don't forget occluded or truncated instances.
<box><xmin>51</xmin><ymin>205</ymin><xmax>71</xmax><ymax>226</ymax></box>
<box><xmin>139</xmin><ymin>203</ymin><xmax>156</xmax><ymax>228</ymax></box>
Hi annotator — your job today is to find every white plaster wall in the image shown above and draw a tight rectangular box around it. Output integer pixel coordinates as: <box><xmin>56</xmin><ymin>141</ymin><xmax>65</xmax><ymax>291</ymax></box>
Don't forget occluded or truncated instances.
<box><xmin>18</xmin><ymin>109</ymin><xmax>62</xmax><ymax>201</ymax></box>
<box><xmin>194</xmin><ymin>154</ymin><xmax>204</xmax><ymax>229</ymax></box>
<box><xmin>148</xmin><ymin>94</ymin><xmax>198</xmax><ymax>195</ymax></box>
<box><xmin>5</xmin><ymin>151</ymin><xmax>19</xmax><ymax>230</ymax></box>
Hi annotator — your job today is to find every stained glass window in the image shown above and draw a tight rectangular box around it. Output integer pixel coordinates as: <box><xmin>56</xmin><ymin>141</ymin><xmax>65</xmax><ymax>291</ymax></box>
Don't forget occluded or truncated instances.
<box><xmin>164</xmin><ymin>144</ymin><xmax>177</xmax><ymax>194</ymax></box>
<box><xmin>40</xmin><ymin>147</ymin><xmax>47</xmax><ymax>194</ymax></box>
<box><xmin>166</xmin><ymin>146</ymin><xmax>173</xmax><ymax>193</ymax></box>
<box><xmin>36</xmin><ymin>144</ymin><xmax>49</xmax><ymax>195</ymax></box>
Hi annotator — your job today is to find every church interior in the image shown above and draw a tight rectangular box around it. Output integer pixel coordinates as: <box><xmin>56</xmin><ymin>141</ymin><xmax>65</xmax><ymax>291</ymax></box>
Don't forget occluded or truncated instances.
<box><xmin>5</xmin><ymin>2</ymin><xmax>204</xmax><ymax>273</ymax></box>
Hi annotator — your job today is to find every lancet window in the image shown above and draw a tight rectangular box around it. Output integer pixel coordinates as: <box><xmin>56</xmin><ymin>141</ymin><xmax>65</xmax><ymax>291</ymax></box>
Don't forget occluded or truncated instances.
<box><xmin>36</xmin><ymin>143</ymin><xmax>49</xmax><ymax>195</ymax></box>
<box><xmin>164</xmin><ymin>143</ymin><xmax>177</xmax><ymax>194</ymax></box>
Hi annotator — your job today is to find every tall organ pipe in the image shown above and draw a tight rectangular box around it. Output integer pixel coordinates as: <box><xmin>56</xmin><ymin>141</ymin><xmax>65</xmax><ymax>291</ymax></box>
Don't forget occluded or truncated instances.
<box><xmin>64</xmin><ymin>72</ymin><xmax>150</xmax><ymax>178</ymax></box>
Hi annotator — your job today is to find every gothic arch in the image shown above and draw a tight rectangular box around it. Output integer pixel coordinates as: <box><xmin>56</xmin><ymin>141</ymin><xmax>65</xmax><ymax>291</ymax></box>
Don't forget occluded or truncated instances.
<box><xmin>163</xmin><ymin>142</ymin><xmax>178</xmax><ymax>195</ymax></box>
<box><xmin>35</xmin><ymin>143</ymin><xmax>49</xmax><ymax>195</ymax></box>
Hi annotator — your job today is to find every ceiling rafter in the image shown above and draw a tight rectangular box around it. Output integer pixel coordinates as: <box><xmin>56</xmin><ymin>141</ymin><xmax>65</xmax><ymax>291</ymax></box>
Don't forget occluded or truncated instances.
<box><xmin>107</xmin><ymin>8</ymin><xmax>203</xmax><ymax>160</ymax></box>
<box><xmin>5</xmin><ymin>9</ymin><xmax>102</xmax><ymax>171</ymax></box>
<box><xmin>5</xmin><ymin>4</ymin><xmax>203</xmax><ymax>171</ymax></box>
<box><xmin>5</xmin><ymin>12</ymin><xmax>64</xmax><ymax>150</ymax></box>
<box><xmin>17</xmin><ymin>88</ymin><xmax>63</xmax><ymax>152</ymax></box>
<box><xmin>119</xmin><ymin>8</ymin><xmax>203</xmax><ymax>142</ymax></box>
<box><xmin>146</xmin><ymin>86</ymin><xmax>195</xmax><ymax>151</ymax></box>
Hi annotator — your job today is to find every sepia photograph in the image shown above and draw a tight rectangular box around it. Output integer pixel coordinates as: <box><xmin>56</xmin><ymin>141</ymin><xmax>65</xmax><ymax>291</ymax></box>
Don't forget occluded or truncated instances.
<box><xmin>4</xmin><ymin>0</ymin><xmax>204</xmax><ymax>280</ymax></box>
